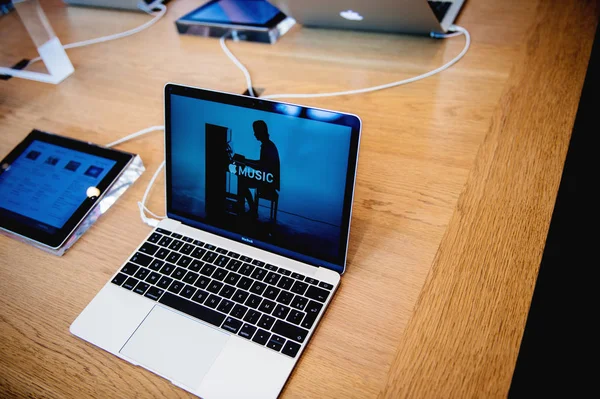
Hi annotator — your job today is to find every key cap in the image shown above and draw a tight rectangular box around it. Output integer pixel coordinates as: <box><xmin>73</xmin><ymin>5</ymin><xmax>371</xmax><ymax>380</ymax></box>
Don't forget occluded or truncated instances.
<box><xmin>287</xmin><ymin>309</ymin><xmax>304</xmax><ymax>325</ymax></box>
<box><xmin>278</xmin><ymin>268</ymin><xmax>291</xmax><ymax>276</ymax></box>
<box><xmin>171</xmin><ymin>233</ymin><xmax>183</xmax><ymax>239</ymax></box>
<box><xmin>158</xmin><ymin>236</ymin><xmax>173</xmax><ymax>247</ymax></box>
<box><xmin>200</xmin><ymin>264</ymin><xmax>216</xmax><ymax>276</ymax></box>
<box><xmin>231</xmin><ymin>304</ymin><xmax>248</xmax><ymax>319</ymax></box>
<box><xmin>243</xmin><ymin>309</ymin><xmax>262</xmax><ymax>325</ymax></box>
<box><xmin>212</xmin><ymin>268</ymin><xmax>228</xmax><ymax>281</ymax></box>
<box><xmin>232</xmin><ymin>289</ymin><xmax>249</xmax><ymax>304</ymax></box>
<box><xmin>265</xmin><ymin>272</ymin><xmax>280</xmax><ymax>286</ymax></box>
<box><xmin>258</xmin><ymin>314</ymin><xmax>275</xmax><ymax>330</ymax></box>
<box><xmin>159</xmin><ymin>263</ymin><xmax>175</xmax><ymax>276</ymax></box>
<box><xmin>227</xmin><ymin>251</ymin><xmax>240</xmax><ymax>259</ymax></box>
<box><xmin>134</xmin><ymin>267</ymin><xmax>150</xmax><ymax>280</ymax></box>
<box><xmin>277</xmin><ymin>277</ymin><xmax>294</xmax><ymax>290</ymax></box>
<box><xmin>191</xmin><ymin>247</ymin><xmax>207</xmax><ymax>259</ymax></box>
<box><xmin>144</xmin><ymin>286</ymin><xmax>164</xmax><ymax>301</ymax></box>
<box><xmin>221</xmin><ymin>317</ymin><xmax>242</xmax><ymax>334</ymax></box>
<box><xmin>111</xmin><ymin>273</ymin><xmax>128</xmax><ymax>286</ymax></box>
<box><xmin>139</xmin><ymin>242</ymin><xmax>159</xmax><ymax>256</ymax></box>
<box><xmin>245</xmin><ymin>294</ymin><xmax>262</xmax><ymax>309</ymax></box>
<box><xmin>193</xmin><ymin>240</ymin><xmax>205</xmax><ymax>247</ymax></box>
<box><xmin>300</xmin><ymin>300</ymin><xmax>323</xmax><ymax>330</ymax></box>
<box><xmin>239</xmin><ymin>263</ymin><xmax>254</xmax><ymax>276</ymax></box>
<box><xmin>147</xmin><ymin>232</ymin><xmax>162</xmax><ymax>243</ymax></box>
<box><xmin>258</xmin><ymin>299</ymin><xmax>276</xmax><ymax>314</ymax></box>
<box><xmin>204</xmin><ymin>244</ymin><xmax>216</xmax><ymax>251</ymax></box>
<box><xmin>264</xmin><ymin>264</ymin><xmax>277</xmax><ymax>271</ymax></box>
<box><xmin>249</xmin><ymin>281</ymin><xmax>267</xmax><ymax>296</ymax></box>
<box><xmin>194</xmin><ymin>275</ymin><xmax>211</xmax><ymax>290</ymax></box>
<box><xmin>290</xmin><ymin>296</ymin><xmax>308</xmax><ymax>311</ymax></box>
<box><xmin>276</xmin><ymin>291</ymin><xmax>294</xmax><ymax>305</ymax></box>
<box><xmin>202</xmin><ymin>251</ymin><xmax>218</xmax><ymax>264</ymax></box>
<box><xmin>180</xmin><ymin>243</ymin><xmax>194</xmax><ymax>255</ymax></box>
<box><xmin>205</xmin><ymin>294</ymin><xmax>221</xmax><ymax>309</ymax></box>
<box><xmin>183</xmin><ymin>271</ymin><xmax>199</xmax><ymax>285</ymax></box>
<box><xmin>266</xmin><ymin>335</ymin><xmax>285</xmax><ymax>351</ymax></box>
<box><xmin>236</xmin><ymin>276</ymin><xmax>253</xmax><ymax>290</ymax></box>
<box><xmin>216</xmin><ymin>247</ymin><xmax>229</xmax><ymax>254</ymax></box>
<box><xmin>239</xmin><ymin>255</ymin><xmax>252</xmax><ymax>263</ymax></box>
<box><xmin>168</xmin><ymin>280</ymin><xmax>184</xmax><ymax>295</ymax></box>
<box><xmin>214</xmin><ymin>255</ymin><xmax>230</xmax><ymax>267</ymax></box>
<box><xmin>291</xmin><ymin>272</ymin><xmax>304</xmax><ymax>280</ymax></box>
<box><xmin>121</xmin><ymin>262</ymin><xmax>139</xmax><ymax>276</ymax></box>
<box><xmin>145</xmin><ymin>271</ymin><xmax>161</xmax><ymax>285</ymax></box>
<box><xmin>159</xmin><ymin>292</ymin><xmax>226</xmax><ymax>327</ymax></box>
<box><xmin>272</xmin><ymin>319</ymin><xmax>309</xmax><ymax>343</ymax></box>
<box><xmin>225</xmin><ymin>259</ymin><xmax>242</xmax><ymax>272</ymax></box>
<box><xmin>188</xmin><ymin>259</ymin><xmax>204</xmax><ymax>272</ymax></box>
<box><xmin>219</xmin><ymin>284</ymin><xmax>236</xmax><ymax>299</ymax></box>
<box><xmin>182</xmin><ymin>236</ymin><xmax>194</xmax><ymax>243</ymax></box>
<box><xmin>217</xmin><ymin>299</ymin><xmax>235</xmax><ymax>314</ymax></box>
<box><xmin>273</xmin><ymin>304</ymin><xmax>291</xmax><ymax>320</ymax></box>
<box><xmin>130</xmin><ymin>252</ymin><xmax>152</xmax><ymax>267</ymax></box>
<box><xmin>304</xmin><ymin>277</ymin><xmax>319</xmax><ymax>285</ymax></box>
<box><xmin>251</xmin><ymin>259</ymin><xmax>265</xmax><ymax>267</ymax></box>
<box><xmin>291</xmin><ymin>281</ymin><xmax>308</xmax><ymax>295</ymax></box>
<box><xmin>305</xmin><ymin>285</ymin><xmax>330</xmax><ymax>303</ymax></box>
<box><xmin>148</xmin><ymin>259</ymin><xmax>164</xmax><ymax>271</ymax></box>
<box><xmin>157</xmin><ymin>276</ymin><xmax>173</xmax><ymax>289</ymax></box>
<box><xmin>172</xmin><ymin>267</ymin><xmax>187</xmax><ymax>281</ymax></box>
<box><xmin>181</xmin><ymin>285</ymin><xmax>196</xmax><ymax>299</ymax></box>
<box><xmin>238</xmin><ymin>323</ymin><xmax>257</xmax><ymax>340</ymax></box>
<box><xmin>207</xmin><ymin>280</ymin><xmax>224</xmax><ymax>294</ymax></box>
<box><xmin>134</xmin><ymin>282</ymin><xmax>150</xmax><ymax>295</ymax></box>
<box><xmin>168</xmin><ymin>239</ymin><xmax>184</xmax><ymax>251</ymax></box>
<box><xmin>122</xmin><ymin>277</ymin><xmax>138</xmax><ymax>290</ymax></box>
<box><xmin>252</xmin><ymin>329</ymin><xmax>270</xmax><ymax>345</ymax></box>
<box><xmin>166</xmin><ymin>252</ymin><xmax>181</xmax><ymax>264</ymax></box>
<box><xmin>155</xmin><ymin>248</ymin><xmax>169</xmax><ymax>260</ymax></box>
<box><xmin>224</xmin><ymin>272</ymin><xmax>241</xmax><ymax>286</ymax></box>
<box><xmin>319</xmin><ymin>281</ymin><xmax>334</xmax><ymax>290</ymax></box>
<box><xmin>251</xmin><ymin>268</ymin><xmax>267</xmax><ymax>281</ymax></box>
<box><xmin>155</xmin><ymin>228</ymin><xmax>172</xmax><ymax>235</ymax></box>
<box><xmin>177</xmin><ymin>256</ymin><xmax>192</xmax><ymax>268</ymax></box>
<box><xmin>263</xmin><ymin>286</ymin><xmax>280</xmax><ymax>301</ymax></box>
<box><xmin>281</xmin><ymin>341</ymin><xmax>301</xmax><ymax>358</ymax></box>
<box><xmin>192</xmin><ymin>289</ymin><xmax>210</xmax><ymax>304</ymax></box>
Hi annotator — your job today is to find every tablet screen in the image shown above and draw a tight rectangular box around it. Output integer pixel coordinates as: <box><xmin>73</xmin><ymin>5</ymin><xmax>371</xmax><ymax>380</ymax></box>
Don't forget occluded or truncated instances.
<box><xmin>0</xmin><ymin>140</ymin><xmax>117</xmax><ymax>234</ymax></box>
<box><xmin>181</xmin><ymin>0</ymin><xmax>284</xmax><ymax>27</ymax></box>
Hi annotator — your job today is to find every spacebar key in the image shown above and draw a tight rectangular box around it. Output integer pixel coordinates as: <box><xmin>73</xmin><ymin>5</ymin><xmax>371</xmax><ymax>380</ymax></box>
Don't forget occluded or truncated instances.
<box><xmin>159</xmin><ymin>292</ymin><xmax>226</xmax><ymax>327</ymax></box>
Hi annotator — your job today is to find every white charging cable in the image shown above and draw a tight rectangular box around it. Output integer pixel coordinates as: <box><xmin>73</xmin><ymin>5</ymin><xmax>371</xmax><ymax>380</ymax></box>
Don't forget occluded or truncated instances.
<box><xmin>27</xmin><ymin>3</ymin><xmax>168</xmax><ymax>67</ymax></box>
<box><xmin>221</xmin><ymin>25</ymin><xmax>470</xmax><ymax>100</ymax></box>
<box><xmin>105</xmin><ymin>125</ymin><xmax>166</xmax><ymax>227</ymax></box>
<box><xmin>220</xmin><ymin>32</ymin><xmax>256</xmax><ymax>97</ymax></box>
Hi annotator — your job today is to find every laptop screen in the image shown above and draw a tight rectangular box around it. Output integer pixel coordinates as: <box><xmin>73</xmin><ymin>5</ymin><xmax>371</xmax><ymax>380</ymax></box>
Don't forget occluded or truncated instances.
<box><xmin>165</xmin><ymin>85</ymin><xmax>361</xmax><ymax>273</ymax></box>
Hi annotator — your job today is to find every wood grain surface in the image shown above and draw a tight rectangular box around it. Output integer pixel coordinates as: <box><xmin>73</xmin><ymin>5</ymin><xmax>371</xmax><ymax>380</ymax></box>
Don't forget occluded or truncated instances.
<box><xmin>0</xmin><ymin>0</ymin><xmax>597</xmax><ymax>398</ymax></box>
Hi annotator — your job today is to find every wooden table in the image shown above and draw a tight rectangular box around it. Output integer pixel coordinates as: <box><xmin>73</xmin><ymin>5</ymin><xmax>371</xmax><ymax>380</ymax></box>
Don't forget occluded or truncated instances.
<box><xmin>1</xmin><ymin>1</ymin><xmax>598</xmax><ymax>397</ymax></box>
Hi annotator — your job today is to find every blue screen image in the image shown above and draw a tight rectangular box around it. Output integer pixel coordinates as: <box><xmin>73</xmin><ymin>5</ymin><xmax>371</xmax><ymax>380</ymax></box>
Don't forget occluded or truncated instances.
<box><xmin>186</xmin><ymin>0</ymin><xmax>280</xmax><ymax>25</ymax></box>
<box><xmin>170</xmin><ymin>94</ymin><xmax>352</xmax><ymax>268</ymax></box>
<box><xmin>0</xmin><ymin>140</ymin><xmax>116</xmax><ymax>230</ymax></box>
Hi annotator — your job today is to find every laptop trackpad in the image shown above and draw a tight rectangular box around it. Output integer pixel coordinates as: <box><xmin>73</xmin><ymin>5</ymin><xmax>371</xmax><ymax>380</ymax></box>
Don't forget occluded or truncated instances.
<box><xmin>120</xmin><ymin>305</ymin><xmax>229</xmax><ymax>390</ymax></box>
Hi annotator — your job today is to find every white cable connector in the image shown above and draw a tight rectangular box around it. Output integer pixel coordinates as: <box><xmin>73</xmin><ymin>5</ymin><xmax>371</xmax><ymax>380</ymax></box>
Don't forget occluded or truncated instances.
<box><xmin>106</xmin><ymin>125</ymin><xmax>166</xmax><ymax>227</ymax></box>
<box><xmin>221</xmin><ymin>25</ymin><xmax>470</xmax><ymax>100</ymax></box>
<box><xmin>220</xmin><ymin>32</ymin><xmax>256</xmax><ymax>97</ymax></box>
<box><xmin>28</xmin><ymin>4</ymin><xmax>168</xmax><ymax>66</ymax></box>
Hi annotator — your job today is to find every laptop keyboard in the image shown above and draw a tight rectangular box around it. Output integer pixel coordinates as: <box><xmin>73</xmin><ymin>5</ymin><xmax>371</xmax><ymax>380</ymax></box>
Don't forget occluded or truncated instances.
<box><xmin>428</xmin><ymin>1</ymin><xmax>452</xmax><ymax>22</ymax></box>
<box><xmin>111</xmin><ymin>228</ymin><xmax>334</xmax><ymax>359</ymax></box>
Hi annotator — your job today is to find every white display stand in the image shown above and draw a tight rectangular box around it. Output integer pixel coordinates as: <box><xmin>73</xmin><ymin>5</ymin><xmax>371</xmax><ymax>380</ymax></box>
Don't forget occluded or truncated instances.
<box><xmin>0</xmin><ymin>0</ymin><xmax>74</xmax><ymax>84</ymax></box>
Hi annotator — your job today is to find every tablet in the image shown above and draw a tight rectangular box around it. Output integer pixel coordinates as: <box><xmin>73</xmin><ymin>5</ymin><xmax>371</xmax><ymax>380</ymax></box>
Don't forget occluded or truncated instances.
<box><xmin>178</xmin><ymin>0</ymin><xmax>287</xmax><ymax>29</ymax></box>
<box><xmin>0</xmin><ymin>130</ymin><xmax>135</xmax><ymax>249</ymax></box>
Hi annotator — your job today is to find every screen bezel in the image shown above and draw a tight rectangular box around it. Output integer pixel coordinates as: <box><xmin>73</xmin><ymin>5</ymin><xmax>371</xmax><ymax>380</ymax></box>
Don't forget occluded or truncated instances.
<box><xmin>177</xmin><ymin>0</ymin><xmax>288</xmax><ymax>28</ymax></box>
<box><xmin>0</xmin><ymin>129</ymin><xmax>134</xmax><ymax>249</ymax></box>
<box><xmin>164</xmin><ymin>83</ymin><xmax>361</xmax><ymax>274</ymax></box>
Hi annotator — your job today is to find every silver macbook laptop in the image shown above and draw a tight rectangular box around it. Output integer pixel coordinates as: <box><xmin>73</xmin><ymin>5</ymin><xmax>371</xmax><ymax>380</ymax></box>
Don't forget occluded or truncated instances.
<box><xmin>63</xmin><ymin>0</ymin><xmax>163</xmax><ymax>12</ymax></box>
<box><xmin>270</xmin><ymin>0</ymin><xmax>466</xmax><ymax>35</ymax></box>
<box><xmin>71</xmin><ymin>84</ymin><xmax>362</xmax><ymax>398</ymax></box>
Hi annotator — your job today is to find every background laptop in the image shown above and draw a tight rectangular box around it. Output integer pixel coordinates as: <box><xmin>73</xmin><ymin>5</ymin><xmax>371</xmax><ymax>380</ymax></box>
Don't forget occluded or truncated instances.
<box><xmin>270</xmin><ymin>0</ymin><xmax>466</xmax><ymax>35</ymax></box>
<box><xmin>71</xmin><ymin>84</ymin><xmax>361</xmax><ymax>398</ymax></box>
<box><xmin>63</xmin><ymin>0</ymin><xmax>165</xmax><ymax>12</ymax></box>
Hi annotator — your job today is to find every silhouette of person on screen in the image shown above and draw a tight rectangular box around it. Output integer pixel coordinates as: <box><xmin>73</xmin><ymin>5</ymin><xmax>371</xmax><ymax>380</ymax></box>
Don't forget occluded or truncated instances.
<box><xmin>233</xmin><ymin>120</ymin><xmax>280</xmax><ymax>218</ymax></box>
